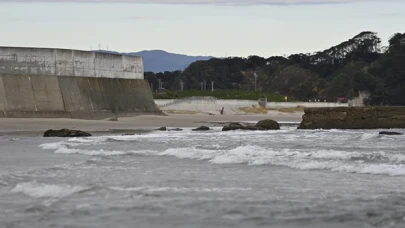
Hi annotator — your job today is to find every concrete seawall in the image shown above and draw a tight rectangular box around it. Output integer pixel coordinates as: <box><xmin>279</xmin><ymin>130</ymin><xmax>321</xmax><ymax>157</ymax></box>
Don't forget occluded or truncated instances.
<box><xmin>0</xmin><ymin>47</ymin><xmax>143</xmax><ymax>79</ymax></box>
<box><xmin>299</xmin><ymin>107</ymin><xmax>405</xmax><ymax>129</ymax></box>
<box><xmin>0</xmin><ymin>47</ymin><xmax>161</xmax><ymax>119</ymax></box>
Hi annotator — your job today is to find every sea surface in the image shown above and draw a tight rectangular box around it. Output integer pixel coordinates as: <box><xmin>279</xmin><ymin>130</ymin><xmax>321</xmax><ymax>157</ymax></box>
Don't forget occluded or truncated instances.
<box><xmin>1</xmin><ymin>125</ymin><xmax>405</xmax><ymax>228</ymax></box>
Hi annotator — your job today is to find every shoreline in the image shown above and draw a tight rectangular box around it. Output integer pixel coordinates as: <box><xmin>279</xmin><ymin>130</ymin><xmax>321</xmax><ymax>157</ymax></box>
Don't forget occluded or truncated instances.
<box><xmin>0</xmin><ymin>112</ymin><xmax>303</xmax><ymax>135</ymax></box>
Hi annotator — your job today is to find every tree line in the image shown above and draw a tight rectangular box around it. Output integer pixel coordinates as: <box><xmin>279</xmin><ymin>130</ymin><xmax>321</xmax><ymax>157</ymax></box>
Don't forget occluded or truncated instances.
<box><xmin>145</xmin><ymin>31</ymin><xmax>405</xmax><ymax>105</ymax></box>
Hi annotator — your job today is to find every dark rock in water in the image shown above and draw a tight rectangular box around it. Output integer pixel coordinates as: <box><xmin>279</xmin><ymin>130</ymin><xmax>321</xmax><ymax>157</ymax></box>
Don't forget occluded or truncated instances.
<box><xmin>222</xmin><ymin>122</ymin><xmax>270</xmax><ymax>131</ymax></box>
<box><xmin>43</xmin><ymin>129</ymin><xmax>92</xmax><ymax>137</ymax></box>
<box><xmin>107</xmin><ymin>117</ymin><xmax>118</xmax><ymax>121</ymax></box>
<box><xmin>169</xmin><ymin>128</ymin><xmax>183</xmax><ymax>131</ymax></box>
<box><xmin>379</xmin><ymin>131</ymin><xmax>403</xmax><ymax>135</ymax></box>
<box><xmin>222</xmin><ymin>123</ymin><xmax>244</xmax><ymax>131</ymax></box>
<box><xmin>192</xmin><ymin>126</ymin><xmax>210</xmax><ymax>131</ymax></box>
<box><xmin>256</xmin><ymin>119</ymin><xmax>280</xmax><ymax>130</ymax></box>
<box><xmin>246</xmin><ymin>126</ymin><xmax>267</xmax><ymax>131</ymax></box>
<box><xmin>222</xmin><ymin>120</ymin><xmax>279</xmax><ymax>131</ymax></box>
<box><xmin>156</xmin><ymin>127</ymin><xmax>167</xmax><ymax>131</ymax></box>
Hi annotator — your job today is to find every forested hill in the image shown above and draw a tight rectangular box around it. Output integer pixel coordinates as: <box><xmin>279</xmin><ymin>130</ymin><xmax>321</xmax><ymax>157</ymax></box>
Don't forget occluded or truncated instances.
<box><xmin>129</xmin><ymin>50</ymin><xmax>212</xmax><ymax>73</ymax></box>
<box><xmin>145</xmin><ymin>31</ymin><xmax>405</xmax><ymax>105</ymax></box>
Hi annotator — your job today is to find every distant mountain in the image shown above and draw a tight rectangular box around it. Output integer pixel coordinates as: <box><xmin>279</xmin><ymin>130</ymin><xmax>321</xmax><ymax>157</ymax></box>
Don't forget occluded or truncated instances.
<box><xmin>96</xmin><ymin>49</ymin><xmax>213</xmax><ymax>73</ymax></box>
<box><xmin>126</xmin><ymin>50</ymin><xmax>212</xmax><ymax>73</ymax></box>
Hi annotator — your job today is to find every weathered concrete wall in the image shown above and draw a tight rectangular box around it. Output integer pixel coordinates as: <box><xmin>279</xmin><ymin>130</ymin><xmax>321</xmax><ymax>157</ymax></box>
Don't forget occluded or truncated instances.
<box><xmin>0</xmin><ymin>47</ymin><xmax>143</xmax><ymax>79</ymax></box>
<box><xmin>0</xmin><ymin>47</ymin><xmax>161</xmax><ymax>119</ymax></box>
<box><xmin>155</xmin><ymin>99</ymin><xmax>348</xmax><ymax>114</ymax></box>
<box><xmin>299</xmin><ymin>107</ymin><xmax>405</xmax><ymax>129</ymax></box>
<box><xmin>0</xmin><ymin>74</ymin><xmax>161</xmax><ymax>119</ymax></box>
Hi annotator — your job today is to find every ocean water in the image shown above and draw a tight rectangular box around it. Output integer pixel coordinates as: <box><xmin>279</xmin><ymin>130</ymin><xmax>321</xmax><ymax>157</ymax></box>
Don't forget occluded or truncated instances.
<box><xmin>1</xmin><ymin>126</ymin><xmax>405</xmax><ymax>228</ymax></box>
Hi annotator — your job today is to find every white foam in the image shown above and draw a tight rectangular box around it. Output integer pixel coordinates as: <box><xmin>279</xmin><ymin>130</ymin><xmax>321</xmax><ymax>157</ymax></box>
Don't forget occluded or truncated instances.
<box><xmin>160</xmin><ymin>147</ymin><xmax>218</xmax><ymax>160</ymax></box>
<box><xmin>37</xmin><ymin>131</ymin><xmax>405</xmax><ymax>176</ymax></box>
<box><xmin>39</xmin><ymin>142</ymin><xmax>81</xmax><ymax>150</ymax></box>
<box><xmin>11</xmin><ymin>181</ymin><xmax>86</xmax><ymax>198</ymax></box>
<box><xmin>109</xmin><ymin>186</ymin><xmax>252</xmax><ymax>193</ymax></box>
<box><xmin>360</xmin><ymin>133</ymin><xmax>377</xmax><ymax>141</ymax></box>
<box><xmin>387</xmin><ymin>154</ymin><xmax>405</xmax><ymax>163</ymax></box>
<box><xmin>67</xmin><ymin>138</ymin><xmax>96</xmax><ymax>143</ymax></box>
<box><xmin>139</xmin><ymin>145</ymin><xmax>405</xmax><ymax>176</ymax></box>
<box><xmin>39</xmin><ymin>142</ymin><xmax>64</xmax><ymax>150</ymax></box>
<box><xmin>40</xmin><ymin>141</ymin><xmax>130</xmax><ymax>156</ymax></box>
<box><xmin>54</xmin><ymin>147</ymin><xmax>127</xmax><ymax>156</ymax></box>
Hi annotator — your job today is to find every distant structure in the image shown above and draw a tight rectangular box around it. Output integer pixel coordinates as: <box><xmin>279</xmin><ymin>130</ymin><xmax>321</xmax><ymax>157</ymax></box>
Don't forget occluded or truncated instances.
<box><xmin>348</xmin><ymin>91</ymin><xmax>370</xmax><ymax>107</ymax></box>
<box><xmin>0</xmin><ymin>46</ymin><xmax>162</xmax><ymax>119</ymax></box>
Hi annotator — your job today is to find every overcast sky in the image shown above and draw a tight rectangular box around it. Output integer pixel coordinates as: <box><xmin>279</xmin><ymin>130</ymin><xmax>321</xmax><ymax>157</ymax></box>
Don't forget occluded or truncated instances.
<box><xmin>0</xmin><ymin>0</ymin><xmax>403</xmax><ymax>57</ymax></box>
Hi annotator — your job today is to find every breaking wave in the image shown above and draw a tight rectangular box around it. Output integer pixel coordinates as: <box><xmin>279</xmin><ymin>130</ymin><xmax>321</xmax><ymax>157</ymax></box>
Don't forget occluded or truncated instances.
<box><xmin>129</xmin><ymin>145</ymin><xmax>405</xmax><ymax>176</ymax></box>
<box><xmin>11</xmin><ymin>181</ymin><xmax>87</xmax><ymax>198</ymax></box>
<box><xmin>38</xmin><ymin>129</ymin><xmax>405</xmax><ymax>176</ymax></box>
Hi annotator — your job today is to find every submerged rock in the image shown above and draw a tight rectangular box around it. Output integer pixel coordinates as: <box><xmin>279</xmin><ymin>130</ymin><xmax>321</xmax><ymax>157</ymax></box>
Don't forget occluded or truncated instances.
<box><xmin>255</xmin><ymin>119</ymin><xmax>280</xmax><ymax>130</ymax></box>
<box><xmin>222</xmin><ymin>123</ymin><xmax>245</xmax><ymax>131</ymax></box>
<box><xmin>222</xmin><ymin>120</ymin><xmax>279</xmax><ymax>131</ymax></box>
<box><xmin>379</xmin><ymin>131</ymin><xmax>403</xmax><ymax>135</ymax></box>
<box><xmin>245</xmin><ymin>126</ymin><xmax>267</xmax><ymax>131</ymax></box>
<box><xmin>169</xmin><ymin>128</ymin><xmax>183</xmax><ymax>131</ymax></box>
<box><xmin>192</xmin><ymin>126</ymin><xmax>210</xmax><ymax>131</ymax></box>
<box><xmin>43</xmin><ymin>129</ymin><xmax>92</xmax><ymax>137</ymax></box>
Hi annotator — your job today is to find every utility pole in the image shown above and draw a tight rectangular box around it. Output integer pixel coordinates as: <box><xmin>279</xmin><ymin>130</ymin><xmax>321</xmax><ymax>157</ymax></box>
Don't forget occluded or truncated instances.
<box><xmin>158</xmin><ymin>79</ymin><xmax>162</xmax><ymax>90</ymax></box>
<box><xmin>211</xmin><ymin>81</ymin><xmax>214</xmax><ymax>92</ymax></box>
<box><xmin>254</xmin><ymin>73</ymin><xmax>258</xmax><ymax>92</ymax></box>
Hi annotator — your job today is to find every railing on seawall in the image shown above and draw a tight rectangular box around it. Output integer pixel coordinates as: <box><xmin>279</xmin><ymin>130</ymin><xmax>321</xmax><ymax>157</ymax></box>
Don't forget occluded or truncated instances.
<box><xmin>156</xmin><ymin>98</ymin><xmax>349</xmax><ymax>109</ymax></box>
<box><xmin>157</xmin><ymin>96</ymin><xmax>218</xmax><ymax>108</ymax></box>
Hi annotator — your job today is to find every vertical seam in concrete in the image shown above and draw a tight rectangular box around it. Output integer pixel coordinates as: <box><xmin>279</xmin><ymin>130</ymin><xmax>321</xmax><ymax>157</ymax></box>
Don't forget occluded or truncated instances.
<box><xmin>93</xmin><ymin>52</ymin><xmax>96</xmax><ymax>77</ymax></box>
<box><xmin>28</xmin><ymin>76</ymin><xmax>38</xmax><ymax>111</ymax></box>
<box><xmin>96</xmin><ymin>78</ymin><xmax>107</xmax><ymax>111</ymax></box>
<box><xmin>87</xmin><ymin>78</ymin><xmax>94</xmax><ymax>111</ymax></box>
<box><xmin>0</xmin><ymin>76</ymin><xmax>8</xmax><ymax>116</ymax></box>
<box><xmin>72</xmin><ymin>50</ymin><xmax>75</xmax><ymax>76</ymax></box>
<box><xmin>54</xmin><ymin>49</ymin><xmax>57</xmax><ymax>76</ymax></box>
<box><xmin>57</xmin><ymin>77</ymin><xmax>68</xmax><ymax>112</ymax></box>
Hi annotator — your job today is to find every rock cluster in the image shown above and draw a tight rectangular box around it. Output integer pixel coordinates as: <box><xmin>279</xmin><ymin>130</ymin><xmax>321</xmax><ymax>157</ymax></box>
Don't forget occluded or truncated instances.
<box><xmin>222</xmin><ymin>119</ymin><xmax>280</xmax><ymax>131</ymax></box>
<box><xmin>299</xmin><ymin>107</ymin><xmax>405</xmax><ymax>129</ymax></box>
<box><xmin>192</xmin><ymin>126</ymin><xmax>210</xmax><ymax>131</ymax></box>
<box><xmin>43</xmin><ymin>129</ymin><xmax>92</xmax><ymax>137</ymax></box>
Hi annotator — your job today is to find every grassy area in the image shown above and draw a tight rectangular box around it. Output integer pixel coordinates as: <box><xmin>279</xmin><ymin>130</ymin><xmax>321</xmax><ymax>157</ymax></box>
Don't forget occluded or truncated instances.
<box><xmin>239</xmin><ymin>106</ymin><xmax>269</xmax><ymax>114</ymax></box>
<box><xmin>164</xmin><ymin>110</ymin><xmax>202</xmax><ymax>115</ymax></box>
<box><xmin>154</xmin><ymin>90</ymin><xmax>285</xmax><ymax>101</ymax></box>
<box><xmin>269</xmin><ymin>107</ymin><xmax>305</xmax><ymax>113</ymax></box>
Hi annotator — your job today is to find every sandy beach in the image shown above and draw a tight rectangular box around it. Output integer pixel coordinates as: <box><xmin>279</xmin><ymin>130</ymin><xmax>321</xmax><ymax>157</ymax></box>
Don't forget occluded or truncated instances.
<box><xmin>0</xmin><ymin>111</ymin><xmax>303</xmax><ymax>135</ymax></box>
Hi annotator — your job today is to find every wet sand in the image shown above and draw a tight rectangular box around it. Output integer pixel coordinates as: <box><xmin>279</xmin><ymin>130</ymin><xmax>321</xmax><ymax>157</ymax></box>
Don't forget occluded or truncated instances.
<box><xmin>0</xmin><ymin>112</ymin><xmax>303</xmax><ymax>135</ymax></box>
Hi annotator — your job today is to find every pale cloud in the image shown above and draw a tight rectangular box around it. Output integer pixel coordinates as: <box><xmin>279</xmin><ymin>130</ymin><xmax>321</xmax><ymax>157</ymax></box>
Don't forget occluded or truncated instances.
<box><xmin>0</xmin><ymin>0</ymin><xmax>385</xmax><ymax>5</ymax></box>
<box><xmin>127</xmin><ymin>16</ymin><xmax>164</xmax><ymax>20</ymax></box>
